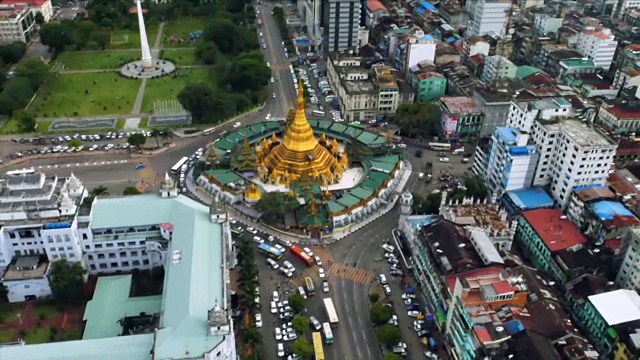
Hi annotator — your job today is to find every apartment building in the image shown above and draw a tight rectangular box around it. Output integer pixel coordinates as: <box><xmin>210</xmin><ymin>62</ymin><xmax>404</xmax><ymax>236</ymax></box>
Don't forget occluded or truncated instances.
<box><xmin>533</xmin><ymin>13</ymin><xmax>563</xmax><ymax>34</ymax></box>
<box><xmin>530</xmin><ymin>119</ymin><xmax>617</xmax><ymax>208</ymax></box>
<box><xmin>575</xmin><ymin>27</ymin><xmax>618</xmax><ymax>71</ymax></box>
<box><xmin>597</xmin><ymin>98</ymin><xmax>640</xmax><ymax>134</ymax></box>
<box><xmin>0</xmin><ymin>4</ymin><xmax>35</xmax><ymax>44</ymax></box>
<box><xmin>0</xmin><ymin>174</ymin><xmax>237</xmax><ymax>360</ymax></box>
<box><xmin>612</xmin><ymin>0</ymin><xmax>640</xmax><ymax>20</ymax></box>
<box><xmin>465</xmin><ymin>0</ymin><xmax>512</xmax><ymax>37</ymax></box>
<box><xmin>439</xmin><ymin>96</ymin><xmax>484</xmax><ymax>138</ymax></box>
<box><xmin>1</xmin><ymin>0</ymin><xmax>52</xmax><ymax>22</ymax></box>
<box><xmin>617</xmin><ymin>228</ymin><xmax>640</xmax><ymax>292</ymax></box>
<box><xmin>506</xmin><ymin>98</ymin><xmax>572</xmax><ymax>133</ymax></box>
<box><xmin>300</xmin><ymin>0</ymin><xmax>323</xmax><ymax>51</ymax></box>
<box><xmin>409</xmin><ymin>64</ymin><xmax>446</xmax><ymax>102</ymax></box>
<box><xmin>327</xmin><ymin>52</ymin><xmax>413</xmax><ymax>121</ymax></box>
<box><xmin>484</xmin><ymin>127</ymin><xmax>539</xmax><ymax>196</ymax></box>
<box><xmin>322</xmin><ymin>0</ymin><xmax>361</xmax><ymax>54</ymax></box>
<box><xmin>481</xmin><ymin>55</ymin><xmax>517</xmax><ymax>84</ymax></box>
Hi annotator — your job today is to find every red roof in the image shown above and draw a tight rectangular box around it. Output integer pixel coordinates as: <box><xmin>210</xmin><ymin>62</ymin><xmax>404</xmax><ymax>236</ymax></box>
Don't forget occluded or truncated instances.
<box><xmin>367</xmin><ymin>0</ymin><xmax>387</xmax><ymax>12</ymax></box>
<box><xmin>445</xmin><ymin>267</ymin><xmax>504</xmax><ymax>293</ymax></box>
<box><xmin>1</xmin><ymin>0</ymin><xmax>47</xmax><ymax>6</ymax></box>
<box><xmin>492</xmin><ymin>280</ymin><xmax>514</xmax><ymax>295</ymax></box>
<box><xmin>521</xmin><ymin>209</ymin><xmax>587</xmax><ymax>253</ymax></box>
<box><xmin>474</xmin><ymin>325</ymin><xmax>492</xmax><ymax>343</ymax></box>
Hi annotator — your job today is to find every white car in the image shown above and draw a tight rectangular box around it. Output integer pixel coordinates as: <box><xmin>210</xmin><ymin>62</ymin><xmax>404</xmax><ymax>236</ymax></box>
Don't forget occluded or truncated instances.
<box><xmin>271</xmin><ymin>77</ymin><xmax>275</xmax><ymax>83</ymax></box>
<box><xmin>247</xmin><ymin>227</ymin><xmax>258</xmax><ymax>234</ymax></box>
<box><xmin>268</xmin><ymin>235</ymin><xmax>275</xmax><ymax>242</ymax></box>
<box><xmin>266</xmin><ymin>113</ymin><xmax>271</xmax><ymax>120</ymax></box>
<box><xmin>277</xmin><ymin>343</ymin><xmax>285</xmax><ymax>357</ymax></box>
<box><xmin>283</xmin><ymin>261</ymin><xmax>295</xmax><ymax>271</ymax></box>
<box><xmin>379</xmin><ymin>274</ymin><xmax>387</xmax><ymax>285</ymax></box>
<box><xmin>273</xmin><ymin>291</ymin><xmax>280</xmax><ymax>302</ymax></box>
<box><xmin>275</xmin><ymin>244</ymin><xmax>285</xmax><ymax>252</ymax></box>
<box><xmin>383</xmin><ymin>285</ymin><xmax>392</xmax><ymax>295</ymax></box>
<box><xmin>322</xmin><ymin>281</ymin><xmax>329</xmax><ymax>293</ymax></box>
<box><xmin>283</xmin><ymin>333</ymin><xmax>297</xmax><ymax>341</ymax></box>
<box><xmin>382</xmin><ymin>244</ymin><xmax>395</xmax><ymax>252</ymax></box>
<box><xmin>280</xmin><ymin>267</ymin><xmax>293</xmax><ymax>277</ymax></box>
<box><xmin>275</xmin><ymin>327</ymin><xmax>282</xmax><ymax>340</ymax></box>
<box><xmin>388</xmin><ymin>258</ymin><xmax>400</xmax><ymax>265</ymax></box>
<box><xmin>303</xmin><ymin>247</ymin><xmax>314</xmax><ymax>257</ymax></box>
<box><xmin>385</xmin><ymin>252</ymin><xmax>397</xmax><ymax>259</ymax></box>
<box><xmin>314</xmin><ymin>256</ymin><xmax>322</xmax><ymax>266</ymax></box>
<box><xmin>439</xmin><ymin>157</ymin><xmax>450</xmax><ymax>163</ymax></box>
<box><xmin>402</xmin><ymin>293</ymin><xmax>417</xmax><ymax>300</ymax></box>
<box><xmin>272</xmin><ymin>93</ymin><xmax>276</xmax><ymax>99</ymax></box>
<box><xmin>255</xmin><ymin>313</ymin><xmax>263</xmax><ymax>328</ymax></box>
<box><xmin>233</xmin><ymin>122</ymin><xmax>241</xmax><ymax>128</ymax></box>
<box><xmin>319</xmin><ymin>268</ymin><xmax>325</xmax><ymax>279</ymax></box>
<box><xmin>407</xmin><ymin>310</ymin><xmax>421</xmax><ymax>317</ymax></box>
<box><xmin>271</xmin><ymin>301</ymin><xmax>278</xmax><ymax>314</ymax></box>
<box><xmin>277</xmin><ymin>300</ymin><xmax>289</xmax><ymax>308</ymax></box>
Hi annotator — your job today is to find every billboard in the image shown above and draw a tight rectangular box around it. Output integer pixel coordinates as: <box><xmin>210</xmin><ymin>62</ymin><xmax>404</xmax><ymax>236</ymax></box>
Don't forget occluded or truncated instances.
<box><xmin>443</xmin><ymin>112</ymin><xmax>458</xmax><ymax>136</ymax></box>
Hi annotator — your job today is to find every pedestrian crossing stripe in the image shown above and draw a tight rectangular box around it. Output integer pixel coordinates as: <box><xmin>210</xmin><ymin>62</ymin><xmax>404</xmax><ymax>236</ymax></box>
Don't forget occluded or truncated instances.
<box><xmin>291</xmin><ymin>263</ymin><xmax>373</xmax><ymax>287</ymax></box>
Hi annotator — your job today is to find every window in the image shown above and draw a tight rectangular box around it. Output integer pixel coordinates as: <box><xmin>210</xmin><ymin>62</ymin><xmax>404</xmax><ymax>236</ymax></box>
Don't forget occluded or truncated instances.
<box><xmin>120</xmin><ymin>252</ymin><xmax>127</xmax><ymax>257</ymax></box>
<box><xmin>82</xmin><ymin>233</ymin><xmax>88</xmax><ymax>240</ymax></box>
<box><xmin>108</xmin><ymin>253</ymin><xmax>116</xmax><ymax>259</ymax></box>
<box><xmin>121</xmin><ymin>261</ymin><xmax>129</xmax><ymax>267</ymax></box>
<box><xmin>95</xmin><ymin>243</ymin><xmax>103</xmax><ymax>249</ymax></box>
<box><xmin>99</xmin><ymin>263</ymin><xmax>107</xmax><ymax>269</ymax></box>
<box><xmin>90</xmin><ymin>264</ymin><xmax>96</xmax><ymax>271</ymax></box>
<box><xmin>97</xmin><ymin>254</ymin><xmax>105</xmax><ymax>259</ymax></box>
<box><xmin>131</xmin><ymin>251</ymin><xmax>138</xmax><ymax>257</ymax></box>
<box><xmin>132</xmin><ymin>260</ymin><xmax>140</xmax><ymax>266</ymax></box>
<box><xmin>106</xmin><ymin>243</ymin><xmax>113</xmax><ymax>248</ymax></box>
<box><xmin>110</xmin><ymin>262</ymin><xmax>118</xmax><ymax>268</ymax></box>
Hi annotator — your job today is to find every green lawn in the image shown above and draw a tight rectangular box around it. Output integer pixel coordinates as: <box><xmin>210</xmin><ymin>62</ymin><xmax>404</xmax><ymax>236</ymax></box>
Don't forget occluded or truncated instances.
<box><xmin>24</xmin><ymin>327</ymin><xmax>51</xmax><ymax>344</ymax></box>
<box><xmin>33</xmin><ymin>305</ymin><xmax>58</xmax><ymax>321</ymax></box>
<box><xmin>141</xmin><ymin>68</ymin><xmax>213</xmax><ymax>112</ymax></box>
<box><xmin>109</xmin><ymin>25</ymin><xmax>159</xmax><ymax>50</ymax></box>
<box><xmin>0</xmin><ymin>328</ymin><xmax>13</xmax><ymax>342</ymax></box>
<box><xmin>163</xmin><ymin>17</ymin><xmax>209</xmax><ymax>47</ymax></box>
<box><xmin>54</xmin><ymin>51</ymin><xmax>139</xmax><ymax>71</ymax></box>
<box><xmin>0</xmin><ymin>304</ymin><xmax>22</xmax><ymax>323</ymax></box>
<box><xmin>139</xmin><ymin>118</ymin><xmax>149</xmax><ymax>128</ymax></box>
<box><xmin>0</xmin><ymin>117</ymin><xmax>23</xmax><ymax>135</ymax></box>
<box><xmin>116</xmin><ymin>119</ymin><xmax>126</xmax><ymax>129</ymax></box>
<box><xmin>32</xmin><ymin>73</ymin><xmax>141</xmax><ymax>117</ymax></box>
<box><xmin>161</xmin><ymin>48</ymin><xmax>199</xmax><ymax>66</ymax></box>
<box><xmin>62</xmin><ymin>327</ymin><xmax>83</xmax><ymax>341</ymax></box>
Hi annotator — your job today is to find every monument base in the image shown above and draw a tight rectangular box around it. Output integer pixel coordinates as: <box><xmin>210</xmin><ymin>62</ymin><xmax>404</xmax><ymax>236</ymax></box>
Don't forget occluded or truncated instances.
<box><xmin>120</xmin><ymin>59</ymin><xmax>176</xmax><ymax>79</ymax></box>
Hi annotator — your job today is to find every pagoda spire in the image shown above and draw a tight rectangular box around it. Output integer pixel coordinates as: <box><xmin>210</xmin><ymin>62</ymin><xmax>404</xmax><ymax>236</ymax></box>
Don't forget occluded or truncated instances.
<box><xmin>297</xmin><ymin>79</ymin><xmax>305</xmax><ymax>110</ymax></box>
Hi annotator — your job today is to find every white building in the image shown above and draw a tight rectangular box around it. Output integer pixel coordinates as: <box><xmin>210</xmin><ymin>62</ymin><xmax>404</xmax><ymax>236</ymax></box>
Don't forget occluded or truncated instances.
<box><xmin>481</xmin><ymin>55</ymin><xmax>517</xmax><ymax>84</ymax></box>
<box><xmin>530</xmin><ymin>120</ymin><xmax>617</xmax><ymax>208</ymax></box>
<box><xmin>575</xmin><ymin>27</ymin><xmax>618</xmax><ymax>71</ymax></box>
<box><xmin>403</xmin><ymin>34</ymin><xmax>436</xmax><ymax>77</ymax></box>
<box><xmin>322</xmin><ymin>0</ymin><xmax>362</xmax><ymax>54</ymax></box>
<box><xmin>506</xmin><ymin>98</ymin><xmax>573</xmax><ymax>133</ymax></box>
<box><xmin>533</xmin><ymin>13</ymin><xmax>563</xmax><ymax>35</ymax></box>
<box><xmin>0</xmin><ymin>4</ymin><xmax>35</xmax><ymax>44</ymax></box>
<box><xmin>617</xmin><ymin>227</ymin><xmax>640</xmax><ymax>292</ymax></box>
<box><xmin>1</xmin><ymin>0</ymin><xmax>52</xmax><ymax>22</ymax></box>
<box><xmin>0</xmin><ymin>174</ymin><xmax>238</xmax><ymax>360</ymax></box>
<box><xmin>612</xmin><ymin>0</ymin><xmax>640</xmax><ymax>21</ymax></box>
<box><xmin>465</xmin><ymin>0</ymin><xmax>512</xmax><ymax>37</ymax></box>
<box><xmin>300</xmin><ymin>0</ymin><xmax>323</xmax><ymax>51</ymax></box>
<box><xmin>484</xmin><ymin>127</ymin><xmax>539</xmax><ymax>196</ymax></box>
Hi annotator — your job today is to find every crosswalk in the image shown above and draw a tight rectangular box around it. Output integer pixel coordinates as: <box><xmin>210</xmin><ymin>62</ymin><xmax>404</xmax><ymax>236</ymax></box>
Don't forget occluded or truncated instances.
<box><xmin>291</xmin><ymin>262</ymin><xmax>373</xmax><ymax>287</ymax></box>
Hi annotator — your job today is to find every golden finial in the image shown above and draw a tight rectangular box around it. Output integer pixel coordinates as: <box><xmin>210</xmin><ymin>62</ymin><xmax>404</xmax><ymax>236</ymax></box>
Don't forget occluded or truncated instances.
<box><xmin>297</xmin><ymin>79</ymin><xmax>305</xmax><ymax>110</ymax></box>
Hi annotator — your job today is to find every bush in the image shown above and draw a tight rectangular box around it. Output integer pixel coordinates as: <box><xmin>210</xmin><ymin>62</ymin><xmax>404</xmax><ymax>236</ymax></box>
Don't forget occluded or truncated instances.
<box><xmin>369</xmin><ymin>292</ymin><xmax>380</xmax><ymax>303</ymax></box>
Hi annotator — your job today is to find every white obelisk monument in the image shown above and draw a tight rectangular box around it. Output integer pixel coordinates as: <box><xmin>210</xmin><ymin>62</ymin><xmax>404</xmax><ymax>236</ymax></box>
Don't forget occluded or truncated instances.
<box><xmin>136</xmin><ymin>0</ymin><xmax>153</xmax><ymax>68</ymax></box>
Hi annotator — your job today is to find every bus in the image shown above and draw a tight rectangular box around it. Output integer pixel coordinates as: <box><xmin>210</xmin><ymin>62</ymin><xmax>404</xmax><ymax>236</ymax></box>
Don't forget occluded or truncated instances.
<box><xmin>428</xmin><ymin>142</ymin><xmax>451</xmax><ymax>151</ymax></box>
<box><xmin>305</xmin><ymin>277</ymin><xmax>315</xmax><ymax>295</ymax></box>
<box><xmin>258</xmin><ymin>243</ymin><xmax>282</xmax><ymax>260</ymax></box>
<box><xmin>322</xmin><ymin>322</ymin><xmax>334</xmax><ymax>344</ymax></box>
<box><xmin>312</xmin><ymin>332</ymin><xmax>325</xmax><ymax>360</ymax></box>
<box><xmin>312</xmin><ymin>110</ymin><xmax>325</xmax><ymax>117</ymax></box>
<box><xmin>290</xmin><ymin>245</ymin><xmax>314</xmax><ymax>266</ymax></box>
<box><xmin>323</xmin><ymin>298</ymin><xmax>339</xmax><ymax>326</ymax></box>
<box><xmin>171</xmin><ymin>157</ymin><xmax>189</xmax><ymax>174</ymax></box>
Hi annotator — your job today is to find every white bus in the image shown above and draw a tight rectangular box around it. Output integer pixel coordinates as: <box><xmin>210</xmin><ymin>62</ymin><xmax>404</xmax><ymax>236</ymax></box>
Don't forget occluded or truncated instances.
<box><xmin>323</xmin><ymin>298</ymin><xmax>339</xmax><ymax>326</ymax></box>
<box><xmin>312</xmin><ymin>110</ymin><xmax>325</xmax><ymax>117</ymax></box>
<box><xmin>171</xmin><ymin>157</ymin><xmax>189</xmax><ymax>174</ymax></box>
<box><xmin>322</xmin><ymin>322</ymin><xmax>334</xmax><ymax>344</ymax></box>
<box><xmin>428</xmin><ymin>142</ymin><xmax>452</xmax><ymax>151</ymax></box>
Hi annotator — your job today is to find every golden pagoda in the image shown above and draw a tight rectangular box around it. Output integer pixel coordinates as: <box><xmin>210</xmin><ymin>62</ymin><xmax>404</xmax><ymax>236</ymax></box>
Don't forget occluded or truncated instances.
<box><xmin>244</xmin><ymin>183</ymin><xmax>262</xmax><ymax>203</ymax></box>
<box><xmin>263</xmin><ymin>80</ymin><xmax>340</xmax><ymax>184</ymax></box>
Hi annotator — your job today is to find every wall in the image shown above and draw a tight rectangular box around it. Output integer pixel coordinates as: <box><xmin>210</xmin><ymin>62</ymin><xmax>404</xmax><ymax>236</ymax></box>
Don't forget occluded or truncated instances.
<box><xmin>5</xmin><ymin>277</ymin><xmax>52</xmax><ymax>303</ymax></box>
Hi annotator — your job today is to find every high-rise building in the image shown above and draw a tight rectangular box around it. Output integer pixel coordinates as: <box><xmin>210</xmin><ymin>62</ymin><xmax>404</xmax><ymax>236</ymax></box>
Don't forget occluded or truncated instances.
<box><xmin>612</xmin><ymin>0</ymin><xmax>640</xmax><ymax>20</ymax></box>
<box><xmin>617</xmin><ymin>228</ymin><xmax>640</xmax><ymax>292</ymax></box>
<box><xmin>322</xmin><ymin>0</ymin><xmax>362</xmax><ymax>54</ymax></box>
<box><xmin>465</xmin><ymin>0</ymin><xmax>512</xmax><ymax>37</ymax></box>
<box><xmin>575</xmin><ymin>27</ymin><xmax>618</xmax><ymax>71</ymax></box>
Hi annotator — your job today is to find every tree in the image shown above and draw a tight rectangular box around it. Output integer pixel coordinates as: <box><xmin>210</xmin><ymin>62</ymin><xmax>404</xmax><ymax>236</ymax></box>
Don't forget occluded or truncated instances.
<box><xmin>256</xmin><ymin>192</ymin><xmax>298</xmax><ymax>224</ymax></box>
<box><xmin>0</xmin><ymin>42</ymin><xmax>26</xmax><ymax>64</ymax></box>
<box><xmin>223</xmin><ymin>54</ymin><xmax>271</xmax><ymax>91</ymax></box>
<box><xmin>49</xmin><ymin>259</ymin><xmax>84</xmax><ymax>305</ymax></box>
<box><xmin>195</xmin><ymin>41</ymin><xmax>219</xmax><ymax>65</ymax></box>
<box><xmin>0</xmin><ymin>283</ymin><xmax>7</xmax><ymax>302</ymax></box>
<box><xmin>290</xmin><ymin>338</ymin><xmax>314</xmax><ymax>358</ymax></box>
<box><xmin>150</xmin><ymin>129</ymin><xmax>162</xmax><ymax>148</ymax></box>
<box><xmin>393</xmin><ymin>102</ymin><xmax>441</xmax><ymax>138</ymax></box>
<box><xmin>0</xmin><ymin>93</ymin><xmax>18</xmax><ymax>116</ymax></box>
<box><xmin>369</xmin><ymin>292</ymin><xmax>380</xmax><ymax>303</ymax></box>
<box><xmin>13</xmin><ymin>110</ymin><xmax>35</xmax><ymax>132</ymax></box>
<box><xmin>377</xmin><ymin>325</ymin><xmax>401</xmax><ymax>348</ymax></box>
<box><xmin>39</xmin><ymin>22</ymin><xmax>73</xmax><ymax>52</ymax></box>
<box><xmin>123</xmin><ymin>186</ymin><xmax>141</xmax><ymax>195</ymax></box>
<box><xmin>370</xmin><ymin>302</ymin><xmax>393</xmax><ymax>326</ymax></box>
<box><xmin>127</xmin><ymin>133</ymin><xmax>146</xmax><ymax>147</ymax></box>
<box><xmin>5</xmin><ymin>77</ymin><xmax>35</xmax><ymax>105</ymax></box>
<box><xmin>464</xmin><ymin>176</ymin><xmax>488</xmax><ymax>200</ymax></box>
<box><xmin>14</xmin><ymin>58</ymin><xmax>49</xmax><ymax>90</ymax></box>
<box><xmin>292</xmin><ymin>315</ymin><xmax>310</xmax><ymax>334</ymax></box>
<box><xmin>289</xmin><ymin>293</ymin><xmax>306</xmax><ymax>314</ymax></box>
<box><xmin>34</xmin><ymin>12</ymin><xmax>45</xmax><ymax>25</ymax></box>
<box><xmin>244</xmin><ymin>326</ymin><xmax>262</xmax><ymax>347</ymax></box>
<box><xmin>89</xmin><ymin>30</ymin><xmax>110</xmax><ymax>49</ymax></box>
<box><xmin>68</xmin><ymin>139</ymin><xmax>82</xmax><ymax>148</ymax></box>
<box><xmin>412</xmin><ymin>192</ymin><xmax>441</xmax><ymax>215</ymax></box>
<box><xmin>90</xmin><ymin>185</ymin><xmax>109</xmax><ymax>197</ymax></box>
<box><xmin>178</xmin><ymin>82</ymin><xmax>213</xmax><ymax>123</ymax></box>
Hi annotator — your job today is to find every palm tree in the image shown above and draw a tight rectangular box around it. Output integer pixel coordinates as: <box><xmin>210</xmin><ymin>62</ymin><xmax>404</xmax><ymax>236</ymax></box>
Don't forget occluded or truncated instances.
<box><xmin>90</xmin><ymin>186</ymin><xmax>109</xmax><ymax>197</ymax></box>
<box><xmin>150</xmin><ymin>129</ymin><xmax>162</xmax><ymax>148</ymax></box>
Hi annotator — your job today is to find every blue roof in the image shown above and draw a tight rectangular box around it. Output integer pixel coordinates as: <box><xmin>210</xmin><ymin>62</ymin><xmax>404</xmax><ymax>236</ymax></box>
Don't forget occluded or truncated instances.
<box><xmin>504</xmin><ymin>187</ymin><xmax>554</xmax><ymax>211</ymax></box>
<box><xmin>509</xmin><ymin>146</ymin><xmax>534</xmax><ymax>156</ymax></box>
<box><xmin>295</xmin><ymin>38</ymin><xmax>310</xmax><ymax>46</ymax></box>
<box><xmin>416</xmin><ymin>6</ymin><xmax>425</xmax><ymax>14</ymax></box>
<box><xmin>496</xmin><ymin>127</ymin><xmax>519</xmax><ymax>143</ymax></box>
<box><xmin>406</xmin><ymin>215</ymin><xmax>438</xmax><ymax>230</ymax></box>
<box><xmin>419</xmin><ymin>0</ymin><xmax>436</xmax><ymax>11</ymax></box>
<box><xmin>574</xmin><ymin>184</ymin><xmax>608</xmax><ymax>192</ymax></box>
<box><xmin>419</xmin><ymin>34</ymin><xmax>435</xmax><ymax>41</ymax></box>
<box><xmin>590</xmin><ymin>200</ymin><xmax>635</xmax><ymax>220</ymax></box>
<box><xmin>446</xmin><ymin>37</ymin><xmax>456</xmax><ymax>43</ymax></box>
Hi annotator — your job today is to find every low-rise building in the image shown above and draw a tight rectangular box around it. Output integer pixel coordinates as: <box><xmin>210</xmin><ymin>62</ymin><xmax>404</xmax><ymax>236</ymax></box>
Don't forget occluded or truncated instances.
<box><xmin>0</xmin><ymin>3</ymin><xmax>35</xmax><ymax>44</ymax></box>
<box><xmin>533</xmin><ymin>13</ymin><xmax>564</xmax><ymax>34</ymax></box>
<box><xmin>501</xmin><ymin>186</ymin><xmax>555</xmax><ymax>214</ymax></box>
<box><xmin>481</xmin><ymin>55</ymin><xmax>517</xmax><ymax>84</ymax></box>
<box><xmin>441</xmin><ymin>62</ymin><xmax>484</xmax><ymax>97</ymax></box>
<box><xmin>597</xmin><ymin>98</ymin><xmax>640</xmax><ymax>134</ymax></box>
<box><xmin>439</xmin><ymin>96</ymin><xmax>485</xmax><ymax>138</ymax></box>
<box><xmin>409</xmin><ymin>64</ymin><xmax>446</xmax><ymax>102</ymax></box>
<box><xmin>566</xmin><ymin>185</ymin><xmax>616</xmax><ymax>229</ymax></box>
<box><xmin>617</xmin><ymin>228</ymin><xmax>640</xmax><ymax>292</ymax></box>
<box><xmin>472</xmin><ymin>87</ymin><xmax>516</xmax><ymax>137</ymax></box>
<box><xmin>533</xmin><ymin>46</ymin><xmax>584</xmax><ymax>79</ymax></box>
<box><xmin>2</xmin><ymin>0</ymin><xmax>52</xmax><ymax>22</ymax></box>
<box><xmin>557</xmin><ymin>58</ymin><xmax>600</xmax><ymax>83</ymax></box>
<box><xmin>484</xmin><ymin>127</ymin><xmax>539</xmax><ymax>196</ymax></box>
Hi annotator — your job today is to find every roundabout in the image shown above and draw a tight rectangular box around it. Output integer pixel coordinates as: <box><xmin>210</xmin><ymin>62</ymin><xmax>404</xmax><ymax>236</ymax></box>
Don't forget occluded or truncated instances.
<box><xmin>194</xmin><ymin>83</ymin><xmax>410</xmax><ymax>237</ymax></box>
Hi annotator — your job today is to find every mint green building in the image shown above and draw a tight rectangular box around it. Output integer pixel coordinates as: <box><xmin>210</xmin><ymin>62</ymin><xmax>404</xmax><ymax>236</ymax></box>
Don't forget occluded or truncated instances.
<box><xmin>410</xmin><ymin>67</ymin><xmax>447</xmax><ymax>102</ymax></box>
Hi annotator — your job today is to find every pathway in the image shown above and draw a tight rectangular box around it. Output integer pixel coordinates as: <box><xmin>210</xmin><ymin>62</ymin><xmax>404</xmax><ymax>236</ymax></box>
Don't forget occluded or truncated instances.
<box><xmin>35</xmin><ymin>113</ymin><xmax>150</xmax><ymax>123</ymax></box>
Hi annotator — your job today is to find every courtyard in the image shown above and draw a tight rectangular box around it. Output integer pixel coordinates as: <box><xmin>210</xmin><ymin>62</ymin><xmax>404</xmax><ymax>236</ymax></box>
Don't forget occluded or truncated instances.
<box><xmin>0</xmin><ymin>301</ymin><xmax>84</xmax><ymax>344</ymax></box>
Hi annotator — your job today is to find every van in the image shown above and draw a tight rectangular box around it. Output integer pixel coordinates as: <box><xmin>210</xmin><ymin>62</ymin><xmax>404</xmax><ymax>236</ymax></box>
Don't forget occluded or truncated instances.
<box><xmin>298</xmin><ymin>286</ymin><xmax>307</xmax><ymax>299</ymax></box>
<box><xmin>309</xmin><ymin>316</ymin><xmax>322</xmax><ymax>331</ymax></box>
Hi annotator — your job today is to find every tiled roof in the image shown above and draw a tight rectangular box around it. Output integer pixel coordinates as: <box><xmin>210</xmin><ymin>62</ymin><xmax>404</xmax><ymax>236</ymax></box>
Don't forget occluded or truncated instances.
<box><xmin>521</xmin><ymin>209</ymin><xmax>587</xmax><ymax>253</ymax></box>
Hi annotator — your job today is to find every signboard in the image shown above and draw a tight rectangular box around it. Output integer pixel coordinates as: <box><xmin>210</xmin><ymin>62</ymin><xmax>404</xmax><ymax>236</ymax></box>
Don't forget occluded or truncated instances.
<box><xmin>443</xmin><ymin>112</ymin><xmax>458</xmax><ymax>136</ymax></box>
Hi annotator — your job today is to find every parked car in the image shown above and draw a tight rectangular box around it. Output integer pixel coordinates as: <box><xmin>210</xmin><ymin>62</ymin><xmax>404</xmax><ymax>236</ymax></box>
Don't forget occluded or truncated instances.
<box><xmin>319</xmin><ymin>268</ymin><xmax>325</xmax><ymax>278</ymax></box>
<box><xmin>407</xmin><ymin>310</ymin><xmax>421</xmax><ymax>317</ymax></box>
<box><xmin>277</xmin><ymin>343</ymin><xmax>285</xmax><ymax>357</ymax></box>
<box><xmin>271</xmin><ymin>301</ymin><xmax>278</xmax><ymax>314</ymax></box>
<box><xmin>379</xmin><ymin>274</ymin><xmax>388</xmax><ymax>285</ymax></box>
<box><xmin>253</xmin><ymin>236</ymin><xmax>264</xmax><ymax>244</ymax></box>
<box><xmin>273</xmin><ymin>291</ymin><xmax>280</xmax><ymax>302</ymax></box>
<box><xmin>390</xmin><ymin>269</ymin><xmax>403</xmax><ymax>276</ymax></box>
<box><xmin>402</xmin><ymin>293</ymin><xmax>417</xmax><ymax>300</ymax></box>
<box><xmin>388</xmin><ymin>258</ymin><xmax>400</xmax><ymax>265</ymax></box>
<box><xmin>314</xmin><ymin>256</ymin><xmax>322</xmax><ymax>266</ymax></box>
<box><xmin>267</xmin><ymin>258</ymin><xmax>279</xmax><ymax>270</ymax></box>
<box><xmin>255</xmin><ymin>313</ymin><xmax>263</xmax><ymax>328</ymax></box>
<box><xmin>303</xmin><ymin>247</ymin><xmax>314</xmax><ymax>257</ymax></box>
<box><xmin>382</xmin><ymin>244</ymin><xmax>395</xmax><ymax>252</ymax></box>
<box><xmin>275</xmin><ymin>327</ymin><xmax>282</xmax><ymax>341</ymax></box>
<box><xmin>383</xmin><ymin>285</ymin><xmax>392</xmax><ymax>295</ymax></box>
<box><xmin>322</xmin><ymin>281</ymin><xmax>329</xmax><ymax>293</ymax></box>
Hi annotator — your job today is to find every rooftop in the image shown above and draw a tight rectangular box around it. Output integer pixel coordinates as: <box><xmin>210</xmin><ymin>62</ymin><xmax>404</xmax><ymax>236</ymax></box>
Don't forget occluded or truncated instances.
<box><xmin>439</xmin><ymin>97</ymin><xmax>482</xmax><ymax>115</ymax></box>
<box><xmin>589</xmin><ymin>200</ymin><xmax>640</xmax><ymax>228</ymax></box>
<box><xmin>540</xmin><ymin>120</ymin><xmax>615</xmax><ymax>147</ymax></box>
<box><xmin>573</xmin><ymin>185</ymin><xmax>616</xmax><ymax>202</ymax></box>
<box><xmin>560</xmin><ymin>58</ymin><xmax>597</xmax><ymax>68</ymax></box>
<box><xmin>589</xmin><ymin>289</ymin><xmax>640</xmax><ymax>326</ymax></box>
<box><xmin>2</xmin><ymin>256</ymin><xmax>48</xmax><ymax>281</ymax></box>
<box><xmin>367</xmin><ymin>0</ymin><xmax>387</xmax><ymax>12</ymax></box>
<box><xmin>601</xmin><ymin>99</ymin><xmax>640</xmax><ymax>119</ymax></box>
<box><xmin>607</xmin><ymin>170</ymin><xmax>639</xmax><ymax>197</ymax></box>
<box><xmin>503</xmin><ymin>187</ymin><xmax>555</xmax><ymax>212</ymax></box>
<box><xmin>521</xmin><ymin>209</ymin><xmax>587</xmax><ymax>253</ymax></box>
<box><xmin>516</xmin><ymin>66</ymin><xmax>541</xmax><ymax>80</ymax></box>
<box><xmin>420</xmin><ymin>219</ymin><xmax>484</xmax><ymax>274</ymax></box>
<box><xmin>440</xmin><ymin>202</ymin><xmax>510</xmax><ymax>233</ymax></box>
<box><xmin>0</xmin><ymin>194</ymin><xmax>227</xmax><ymax>360</ymax></box>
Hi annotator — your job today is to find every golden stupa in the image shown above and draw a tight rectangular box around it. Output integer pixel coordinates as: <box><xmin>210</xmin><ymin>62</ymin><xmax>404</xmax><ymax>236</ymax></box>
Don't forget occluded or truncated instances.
<box><xmin>244</xmin><ymin>183</ymin><xmax>262</xmax><ymax>203</ymax></box>
<box><xmin>262</xmin><ymin>80</ymin><xmax>341</xmax><ymax>184</ymax></box>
